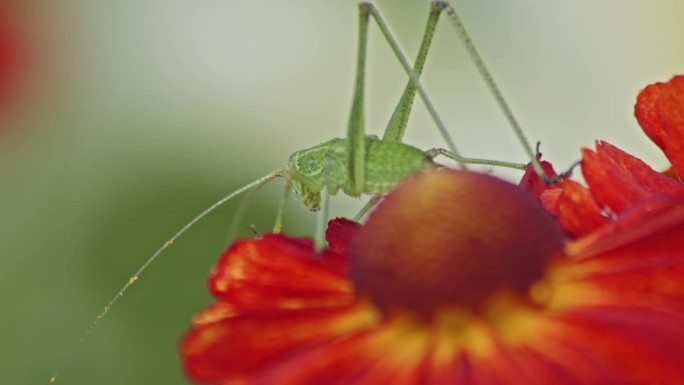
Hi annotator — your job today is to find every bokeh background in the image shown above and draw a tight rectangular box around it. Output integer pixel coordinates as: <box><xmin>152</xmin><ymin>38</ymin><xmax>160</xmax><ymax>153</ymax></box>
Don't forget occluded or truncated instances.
<box><xmin>2</xmin><ymin>0</ymin><xmax>683</xmax><ymax>384</ymax></box>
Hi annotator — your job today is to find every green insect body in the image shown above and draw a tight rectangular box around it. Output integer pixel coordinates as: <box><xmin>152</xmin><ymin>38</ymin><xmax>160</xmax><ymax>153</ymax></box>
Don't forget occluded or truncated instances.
<box><xmin>288</xmin><ymin>135</ymin><xmax>434</xmax><ymax>211</ymax></box>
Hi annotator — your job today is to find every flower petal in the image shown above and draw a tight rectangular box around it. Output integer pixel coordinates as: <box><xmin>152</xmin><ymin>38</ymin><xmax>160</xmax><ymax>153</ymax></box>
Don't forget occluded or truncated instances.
<box><xmin>581</xmin><ymin>141</ymin><xmax>684</xmax><ymax>213</ymax></box>
<box><xmin>325</xmin><ymin>217</ymin><xmax>360</xmax><ymax>255</ymax></box>
<box><xmin>635</xmin><ymin>75</ymin><xmax>684</xmax><ymax>176</ymax></box>
<box><xmin>518</xmin><ymin>154</ymin><xmax>558</xmax><ymax>200</ymax></box>
<box><xmin>255</xmin><ymin>315</ymin><xmax>431</xmax><ymax>385</ymax></box>
<box><xmin>521</xmin><ymin>193</ymin><xmax>684</xmax><ymax>384</ymax></box>
<box><xmin>181</xmin><ymin>302</ymin><xmax>379</xmax><ymax>384</ymax></box>
<box><xmin>553</xmin><ymin>179</ymin><xmax>609</xmax><ymax>237</ymax></box>
<box><xmin>538</xmin><ymin>307</ymin><xmax>684</xmax><ymax>384</ymax></box>
<box><xmin>540</xmin><ymin>195</ymin><xmax>684</xmax><ymax>316</ymax></box>
<box><xmin>566</xmin><ymin>195</ymin><xmax>684</xmax><ymax>262</ymax></box>
<box><xmin>209</xmin><ymin>234</ymin><xmax>353</xmax><ymax>312</ymax></box>
<box><xmin>635</xmin><ymin>80</ymin><xmax>669</xmax><ymax>150</ymax></box>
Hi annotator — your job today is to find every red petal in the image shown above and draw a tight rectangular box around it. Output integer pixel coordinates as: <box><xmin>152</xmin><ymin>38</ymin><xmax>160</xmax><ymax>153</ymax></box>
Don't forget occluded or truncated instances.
<box><xmin>547</xmin><ymin>199</ymin><xmax>684</xmax><ymax>324</ymax></box>
<box><xmin>656</xmin><ymin>76</ymin><xmax>684</xmax><ymax>175</ymax></box>
<box><xmin>326</xmin><ymin>218</ymin><xmax>360</xmax><ymax>255</ymax></box>
<box><xmin>209</xmin><ymin>235</ymin><xmax>353</xmax><ymax>311</ymax></box>
<box><xmin>663</xmin><ymin>165</ymin><xmax>681</xmax><ymax>180</ymax></box>
<box><xmin>181</xmin><ymin>303</ymin><xmax>378</xmax><ymax>384</ymax></box>
<box><xmin>544</xmin><ymin>307</ymin><xmax>684</xmax><ymax>384</ymax></box>
<box><xmin>256</xmin><ymin>319</ymin><xmax>430</xmax><ymax>385</ymax></box>
<box><xmin>554</xmin><ymin>179</ymin><xmax>609</xmax><ymax>237</ymax></box>
<box><xmin>635</xmin><ymin>81</ymin><xmax>668</xmax><ymax>149</ymax></box>
<box><xmin>581</xmin><ymin>141</ymin><xmax>684</xmax><ymax>213</ymax></box>
<box><xmin>567</xmin><ymin>195</ymin><xmax>684</xmax><ymax>261</ymax></box>
<box><xmin>539</xmin><ymin>187</ymin><xmax>562</xmax><ymax>214</ymax></box>
<box><xmin>635</xmin><ymin>76</ymin><xmax>684</xmax><ymax>176</ymax></box>
<box><xmin>518</xmin><ymin>154</ymin><xmax>558</xmax><ymax>200</ymax></box>
<box><xmin>468</xmin><ymin>343</ymin><xmax>604</xmax><ymax>385</ymax></box>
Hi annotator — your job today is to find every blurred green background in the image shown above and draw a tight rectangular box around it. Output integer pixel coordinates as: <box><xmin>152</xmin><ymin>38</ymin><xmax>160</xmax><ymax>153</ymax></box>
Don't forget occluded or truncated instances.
<box><xmin>1</xmin><ymin>1</ymin><xmax>683</xmax><ymax>384</ymax></box>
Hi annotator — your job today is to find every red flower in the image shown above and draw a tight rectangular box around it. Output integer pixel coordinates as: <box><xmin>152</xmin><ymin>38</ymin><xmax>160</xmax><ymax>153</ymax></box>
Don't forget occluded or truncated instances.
<box><xmin>542</xmin><ymin>76</ymin><xmax>684</xmax><ymax>237</ymax></box>
<box><xmin>517</xmin><ymin>153</ymin><xmax>558</xmax><ymax>201</ymax></box>
<box><xmin>635</xmin><ymin>76</ymin><xmax>684</xmax><ymax>178</ymax></box>
<box><xmin>181</xmin><ymin>159</ymin><xmax>684</xmax><ymax>384</ymax></box>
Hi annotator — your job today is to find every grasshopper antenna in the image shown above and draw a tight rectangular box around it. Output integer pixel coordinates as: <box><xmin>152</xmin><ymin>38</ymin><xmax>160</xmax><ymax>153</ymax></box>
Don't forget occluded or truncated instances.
<box><xmin>224</xmin><ymin>180</ymin><xmax>267</xmax><ymax>246</ymax></box>
<box><xmin>441</xmin><ymin>2</ymin><xmax>549</xmax><ymax>181</ymax></box>
<box><xmin>48</xmin><ymin>169</ymin><xmax>285</xmax><ymax>384</ymax></box>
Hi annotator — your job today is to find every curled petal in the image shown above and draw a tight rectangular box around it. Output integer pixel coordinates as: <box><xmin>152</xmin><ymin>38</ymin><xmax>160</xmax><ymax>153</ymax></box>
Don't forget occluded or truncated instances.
<box><xmin>636</xmin><ymin>80</ymin><xmax>669</xmax><ymax>149</ymax></box>
<box><xmin>635</xmin><ymin>75</ymin><xmax>684</xmax><ymax>176</ymax></box>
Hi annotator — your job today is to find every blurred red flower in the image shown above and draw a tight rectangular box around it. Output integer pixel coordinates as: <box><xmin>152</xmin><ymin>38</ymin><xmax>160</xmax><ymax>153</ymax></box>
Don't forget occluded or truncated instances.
<box><xmin>0</xmin><ymin>3</ymin><xmax>46</xmax><ymax>123</ymax></box>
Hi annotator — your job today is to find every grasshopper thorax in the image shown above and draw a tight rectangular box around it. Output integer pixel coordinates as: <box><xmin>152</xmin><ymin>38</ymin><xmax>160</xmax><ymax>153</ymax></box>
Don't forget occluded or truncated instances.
<box><xmin>287</xmin><ymin>136</ymin><xmax>435</xmax><ymax>211</ymax></box>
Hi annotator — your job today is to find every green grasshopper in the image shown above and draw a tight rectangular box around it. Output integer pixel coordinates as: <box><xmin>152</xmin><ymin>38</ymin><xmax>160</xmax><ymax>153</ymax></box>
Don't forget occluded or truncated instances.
<box><xmin>48</xmin><ymin>1</ymin><xmax>546</xmax><ymax>383</ymax></box>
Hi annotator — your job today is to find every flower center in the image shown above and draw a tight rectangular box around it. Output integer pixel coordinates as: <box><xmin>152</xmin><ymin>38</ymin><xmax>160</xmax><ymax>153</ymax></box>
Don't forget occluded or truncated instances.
<box><xmin>350</xmin><ymin>169</ymin><xmax>565</xmax><ymax>317</ymax></box>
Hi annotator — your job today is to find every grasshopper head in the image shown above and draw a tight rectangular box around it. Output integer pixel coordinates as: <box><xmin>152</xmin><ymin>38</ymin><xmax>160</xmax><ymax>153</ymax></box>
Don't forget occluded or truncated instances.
<box><xmin>287</xmin><ymin>138</ymin><xmax>341</xmax><ymax>211</ymax></box>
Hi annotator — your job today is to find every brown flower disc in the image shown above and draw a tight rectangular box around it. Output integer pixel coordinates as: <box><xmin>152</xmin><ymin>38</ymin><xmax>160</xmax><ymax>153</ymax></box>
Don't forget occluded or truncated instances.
<box><xmin>350</xmin><ymin>169</ymin><xmax>565</xmax><ymax>316</ymax></box>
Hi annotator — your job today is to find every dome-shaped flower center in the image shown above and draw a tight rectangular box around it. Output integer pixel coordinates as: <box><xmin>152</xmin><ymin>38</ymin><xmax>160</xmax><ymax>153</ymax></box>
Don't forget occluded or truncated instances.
<box><xmin>350</xmin><ymin>169</ymin><xmax>565</xmax><ymax>317</ymax></box>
